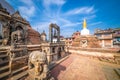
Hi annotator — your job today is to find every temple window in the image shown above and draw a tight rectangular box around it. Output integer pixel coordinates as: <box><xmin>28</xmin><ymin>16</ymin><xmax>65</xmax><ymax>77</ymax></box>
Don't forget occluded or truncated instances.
<box><xmin>52</xmin><ymin>47</ymin><xmax>55</xmax><ymax>53</ymax></box>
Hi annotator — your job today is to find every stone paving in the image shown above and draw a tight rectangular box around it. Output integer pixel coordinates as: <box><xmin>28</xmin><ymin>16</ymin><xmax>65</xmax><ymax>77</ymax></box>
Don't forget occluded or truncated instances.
<box><xmin>51</xmin><ymin>53</ymin><xmax>119</xmax><ymax>80</ymax></box>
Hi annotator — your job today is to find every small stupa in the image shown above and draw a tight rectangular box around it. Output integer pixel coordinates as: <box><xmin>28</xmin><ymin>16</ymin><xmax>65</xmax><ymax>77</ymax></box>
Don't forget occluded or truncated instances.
<box><xmin>81</xmin><ymin>19</ymin><xmax>90</xmax><ymax>35</ymax></box>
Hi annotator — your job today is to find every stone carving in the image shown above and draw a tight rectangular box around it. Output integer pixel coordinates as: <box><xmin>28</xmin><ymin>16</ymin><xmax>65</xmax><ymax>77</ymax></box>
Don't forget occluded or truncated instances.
<box><xmin>2</xmin><ymin>24</ymin><xmax>9</xmax><ymax>38</ymax></box>
<box><xmin>28</xmin><ymin>50</ymin><xmax>54</xmax><ymax>80</ymax></box>
<box><xmin>11</xmin><ymin>27</ymin><xmax>24</xmax><ymax>45</ymax></box>
<box><xmin>1</xmin><ymin>22</ymin><xmax>10</xmax><ymax>46</ymax></box>
<box><xmin>81</xmin><ymin>40</ymin><xmax>87</xmax><ymax>48</ymax></box>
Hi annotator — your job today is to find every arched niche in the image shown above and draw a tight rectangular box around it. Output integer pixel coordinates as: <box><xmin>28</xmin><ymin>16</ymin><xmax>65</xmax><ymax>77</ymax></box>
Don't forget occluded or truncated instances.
<box><xmin>11</xmin><ymin>22</ymin><xmax>27</xmax><ymax>45</ymax></box>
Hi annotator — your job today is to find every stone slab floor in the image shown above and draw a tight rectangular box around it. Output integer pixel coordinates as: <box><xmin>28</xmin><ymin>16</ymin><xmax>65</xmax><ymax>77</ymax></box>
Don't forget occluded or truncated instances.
<box><xmin>51</xmin><ymin>53</ymin><xmax>120</xmax><ymax>80</ymax></box>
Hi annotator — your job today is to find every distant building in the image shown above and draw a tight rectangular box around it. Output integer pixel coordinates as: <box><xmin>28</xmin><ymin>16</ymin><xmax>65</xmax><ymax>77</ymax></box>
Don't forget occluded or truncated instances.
<box><xmin>94</xmin><ymin>28</ymin><xmax>120</xmax><ymax>48</ymax></box>
<box><xmin>41</xmin><ymin>30</ymin><xmax>47</xmax><ymax>42</ymax></box>
<box><xmin>60</xmin><ymin>36</ymin><xmax>65</xmax><ymax>43</ymax></box>
<box><xmin>65</xmin><ymin>37</ymin><xmax>72</xmax><ymax>47</ymax></box>
<box><xmin>72</xmin><ymin>31</ymin><xmax>80</xmax><ymax>40</ymax></box>
<box><xmin>113</xmin><ymin>29</ymin><xmax>120</xmax><ymax>47</ymax></box>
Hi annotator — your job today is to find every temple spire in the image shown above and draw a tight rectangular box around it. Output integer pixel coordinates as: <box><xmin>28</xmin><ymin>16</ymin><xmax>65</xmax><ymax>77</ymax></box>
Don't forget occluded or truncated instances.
<box><xmin>83</xmin><ymin>19</ymin><xmax>87</xmax><ymax>29</ymax></box>
<box><xmin>81</xmin><ymin>19</ymin><xmax>90</xmax><ymax>35</ymax></box>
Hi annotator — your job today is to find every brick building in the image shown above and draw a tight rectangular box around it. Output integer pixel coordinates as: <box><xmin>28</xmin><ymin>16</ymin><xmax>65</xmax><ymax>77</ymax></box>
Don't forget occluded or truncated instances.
<box><xmin>72</xmin><ymin>31</ymin><xmax>80</xmax><ymax>40</ymax></box>
<box><xmin>94</xmin><ymin>28</ymin><xmax>120</xmax><ymax>48</ymax></box>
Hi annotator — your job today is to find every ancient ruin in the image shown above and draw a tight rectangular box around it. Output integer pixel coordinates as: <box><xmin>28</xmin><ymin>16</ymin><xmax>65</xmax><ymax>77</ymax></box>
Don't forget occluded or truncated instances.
<box><xmin>0</xmin><ymin>3</ymin><xmax>66</xmax><ymax>80</ymax></box>
<box><xmin>0</xmin><ymin>0</ymin><xmax>120</xmax><ymax>80</ymax></box>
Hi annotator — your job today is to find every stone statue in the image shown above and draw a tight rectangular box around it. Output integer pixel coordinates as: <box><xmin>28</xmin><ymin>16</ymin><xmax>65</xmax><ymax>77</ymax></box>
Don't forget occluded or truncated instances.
<box><xmin>11</xmin><ymin>27</ymin><xmax>23</xmax><ymax>45</ymax></box>
<box><xmin>3</xmin><ymin>25</ymin><xmax>9</xmax><ymax>38</ymax></box>
<box><xmin>28</xmin><ymin>50</ymin><xmax>54</xmax><ymax>80</ymax></box>
<box><xmin>1</xmin><ymin>23</ymin><xmax>10</xmax><ymax>46</ymax></box>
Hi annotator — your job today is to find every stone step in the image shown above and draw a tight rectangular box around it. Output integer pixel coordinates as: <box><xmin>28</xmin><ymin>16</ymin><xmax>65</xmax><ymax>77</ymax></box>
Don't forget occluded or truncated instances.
<box><xmin>114</xmin><ymin>68</ymin><xmax>120</xmax><ymax>77</ymax></box>
<box><xmin>0</xmin><ymin>51</ymin><xmax>7</xmax><ymax>53</ymax></box>
<box><xmin>0</xmin><ymin>71</ymin><xmax>10</xmax><ymax>79</ymax></box>
<box><xmin>0</xmin><ymin>54</ymin><xmax>8</xmax><ymax>58</ymax></box>
<box><xmin>12</xmin><ymin>66</ymin><xmax>28</xmax><ymax>75</ymax></box>
<box><xmin>0</xmin><ymin>65</ymin><xmax>9</xmax><ymax>72</ymax></box>
<box><xmin>12</xmin><ymin>55</ymin><xmax>28</xmax><ymax>61</ymax></box>
<box><xmin>0</xmin><ymin>60</ymin><xmax>9</xmax><ymax>65</ymax></box>
<box><xmin>10</xmin><ymin>71</ymin><xmax>28</xmax><ymax>80</ymax></box>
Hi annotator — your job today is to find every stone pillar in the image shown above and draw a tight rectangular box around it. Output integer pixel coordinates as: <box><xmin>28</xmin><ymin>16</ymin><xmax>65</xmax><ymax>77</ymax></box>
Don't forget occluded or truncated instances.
<box><xmin>47</xmin><ymin>54</ymin><xmax>51</xmax><ymax>64</ymax></box>
<box><xmin>57</xmin><ymin>27</ymin><xmax>60</xmax><ymax>42</ymax></box>
<box><xmin>54</xmin><ymin>47</ymin><xmax>58</xmax><ymax>60</ymax></box>
<box><xmin>111</xmin><ymin>40</ymin><xmax>113</xmax><ymax>48</ymax></box>
<box><xmin>102</xmin><ymin>40</ymin><xmax>105</xmax><ymax>48</ymax></box>
<box><xmin>49</xmin><ymin>26</ymin><xmax>53</xmax><ymax>43</ymax></box>
<box><xmin>47</xmin><ymin>47</ymin><xmax>52</xmax><ymax>64</ymax></box>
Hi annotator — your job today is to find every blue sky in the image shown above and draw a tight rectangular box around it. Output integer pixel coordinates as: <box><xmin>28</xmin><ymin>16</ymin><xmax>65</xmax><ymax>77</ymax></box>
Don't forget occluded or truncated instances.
<box><xmin>6</xmin><ymin>0</ymin><xmax>120</xmax><ymax>37</ymax></box>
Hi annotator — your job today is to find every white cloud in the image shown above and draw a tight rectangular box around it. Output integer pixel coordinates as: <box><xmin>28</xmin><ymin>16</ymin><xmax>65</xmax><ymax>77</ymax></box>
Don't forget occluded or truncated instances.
<box><xmin>43</xmin><ymin>0</ymin><xmax>66</xmax><ymax>7</ymax></box>
<box><xmin>84</xmin><ymin>15</ymin><xmax>96</xmax><ymax>20</ymax></box>
<box><xmin>20</xmin><ymin>0</ymin><xmax>33</xmax><ymax>6</ymax></box>
<box><xmin>59</xmin><ymin>18</ymin><xmax>71</xmax><ymax>24</ymax></box>
<box><xmin>42</xmin><ymin>0</ymin><xmax>66</xmax><ymax>19</ymax></box>
<box><xmin>33</xmin><ymin>22</ymin><xmax>50</xmax><ymax>30</ymax></box>
<box><xmin>89</xmin><ymin>21</ymin><xmax>102</xmax><ymax>26</ymax></box>
<box><xmin>18</xmin><ymin>6</ymin><xmax>35</xmax><ymax>20</ymax></box>
<box><xmin>60</xmin><ymin>28</ymin><xmax>76</xmax><ymax>37</ymax></box>
<box><xmin>17</xmin><ymin>0</ymin><xmax>35</xmax><ymax>20</ymax></box>
<box><xmin>65</xmin><ymin>6</ymin><xmax>95</xmax><ymax>15</ymax></box>
<box><xmin>62</xmin><ymin>22</ymin><xmax>82</xmax><ymax>27</ymax></box>
<box><xmin>80</xmin><ymin>15</ymin><xmax>96</xmax><ymax>21</ymax></box>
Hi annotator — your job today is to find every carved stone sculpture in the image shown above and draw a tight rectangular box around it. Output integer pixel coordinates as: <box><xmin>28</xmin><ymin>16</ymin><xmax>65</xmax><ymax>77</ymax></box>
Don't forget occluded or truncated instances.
<box><xmin>11</xmin><ymin>27</ymin><xmax>23</xmax><ymax>45</ymax></box>
<box><xmin>28</xmin><ymin>51</ymin><xmax>48</xmax><ymax>79</ymax></box>
<box><xmin>28</xmin><ymin>50</ymin><xmax>55</xmax><ymax>80</ymax></box>
<box><xmin>1</xmin><ymin>23</ymin><xmax>10</xmax><ymax>46</ymax></box>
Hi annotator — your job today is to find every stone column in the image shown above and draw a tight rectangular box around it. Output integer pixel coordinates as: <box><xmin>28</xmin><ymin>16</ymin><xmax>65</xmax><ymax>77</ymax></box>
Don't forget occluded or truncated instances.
<box><xmin>47</xmin><ymin>47</ymin><xmax>52</xmax><ymax>64</ymax></box>
<box><xmin>49</xmin><ymin>26</ymin><xmax>53</xmax><ymax>43</ymax></box>
<box><xmin>57</xmin><ymin>27</ymin><xmax>60</xmax><ymax>42</ymax></box>
<box><xmin>102</xmin><ymin>40</ymin><xmax>105</xmax><ymax>48</ymax></box>
<box><xmin>54</xmin><ymin>47</ymin><xmax>58</xmax><ymax>60</ymax></box>
<box><xmin>111</xmin><ymin>40</ymin><xmax>113</xmax><ymax>48</ymax></box>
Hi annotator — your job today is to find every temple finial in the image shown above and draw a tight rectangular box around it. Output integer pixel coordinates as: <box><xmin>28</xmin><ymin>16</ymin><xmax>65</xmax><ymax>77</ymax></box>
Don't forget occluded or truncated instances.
<box><xmin>83</xmin><ymin>19</ymin><xmax>87</xmax><ymax>29</ymax></box>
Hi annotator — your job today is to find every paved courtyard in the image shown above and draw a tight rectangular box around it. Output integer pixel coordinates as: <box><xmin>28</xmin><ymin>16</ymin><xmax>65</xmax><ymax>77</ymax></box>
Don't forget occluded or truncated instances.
<box><xmin>51</xmin><ymin>53</ymin><xmax>120</xmax><ymax>80</ymax></box>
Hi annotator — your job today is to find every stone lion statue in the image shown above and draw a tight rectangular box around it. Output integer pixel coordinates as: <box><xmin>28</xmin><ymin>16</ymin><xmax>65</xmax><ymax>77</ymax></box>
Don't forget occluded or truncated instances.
<box><xmin>28</xmin><ymin>51</ymin><xmax>55</xmax><ymax>80</ymax></box>
<box><xmin>28</xmin><ymin>51</ymin><xmax>48</xmax><ymax>79</ymax></box>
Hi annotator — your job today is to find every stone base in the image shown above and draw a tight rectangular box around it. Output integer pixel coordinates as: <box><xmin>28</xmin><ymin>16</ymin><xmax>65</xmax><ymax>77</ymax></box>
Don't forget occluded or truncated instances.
<box><xmin>27</xmin><ymin>68</ymin><xmax>49</xmax><ymax>80</ymax></box>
